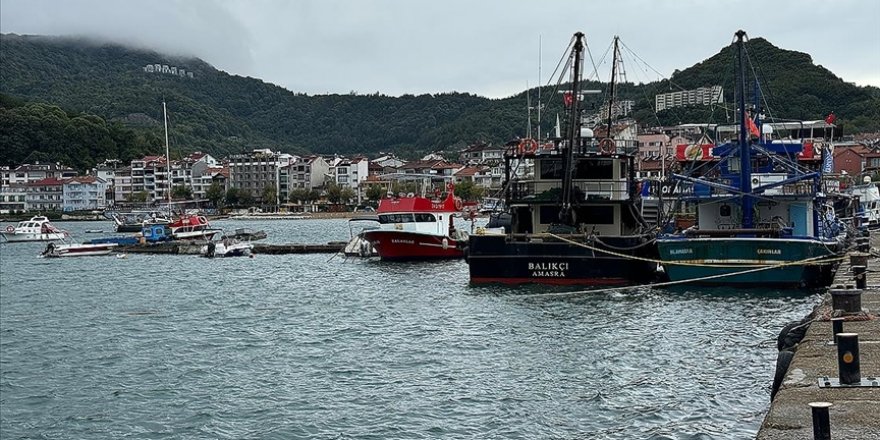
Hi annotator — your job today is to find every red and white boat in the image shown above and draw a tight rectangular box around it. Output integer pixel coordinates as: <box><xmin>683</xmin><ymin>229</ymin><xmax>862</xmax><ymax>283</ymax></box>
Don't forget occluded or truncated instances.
<box><xmin>361</xmin><ymin>184</ymin><xmax>467</xmax><ymax>260</ymax></box>
<box><xmin>168</xmin><ymin>214</ymin><xmax>221</xmax><ymax>240</ymax></box>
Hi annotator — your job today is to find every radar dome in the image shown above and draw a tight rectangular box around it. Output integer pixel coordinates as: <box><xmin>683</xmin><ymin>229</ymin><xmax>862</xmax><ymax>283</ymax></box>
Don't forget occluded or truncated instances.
<box><xmin>580</xmin><ymin>127</ymin><xmax>594</xmax><ymax>138</ymax></box>
<box><xmin>864</xmin><ymin>176</ymin><xmax>872</xmax><ymax>184</ymax></box>
<box><xmin>762</xmin><ymin>124</ymin><xmax>773</xmax><ymax>134</ymax></box>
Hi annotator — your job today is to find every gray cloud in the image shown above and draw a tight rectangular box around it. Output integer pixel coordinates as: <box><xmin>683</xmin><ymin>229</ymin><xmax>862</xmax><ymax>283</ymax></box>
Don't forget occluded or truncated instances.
<box><xmin>1</xmin><ymin>0</ymin><xmax>878</xmax><ymax>98</ymax></box>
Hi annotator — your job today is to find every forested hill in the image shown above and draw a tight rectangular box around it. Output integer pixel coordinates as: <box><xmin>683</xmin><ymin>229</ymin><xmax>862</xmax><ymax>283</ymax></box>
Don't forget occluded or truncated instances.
<box><xmin>1</xmin><ymin>33</ymin><xmax>878</xmax><ymax>168</ymax></box>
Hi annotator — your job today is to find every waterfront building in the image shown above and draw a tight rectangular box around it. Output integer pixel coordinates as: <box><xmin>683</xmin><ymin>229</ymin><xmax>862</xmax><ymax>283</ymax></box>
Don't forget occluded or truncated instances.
<box><xmin>655</xmin><ymin>85</ymin><xmax>724</xmax><ymax>112</ymax></box>
<box><xmin>112</xmin><ymin>167</ymin><xmax>133</xmax><ymax>203</ymax></box>
<box><xmin>453</xmin><ymin>166</ymin><xmax>495</xmax><ymax>188</ymax></box>
<box><xmin>0</xmin><ymin>183</ymin><xmax>27</xmax><ymax>213</ymax></box>
<box><xmin>26</xmin><ymin>177</ymin><xmax>64</xmax><ymax>211</ymax></box>
<box><xmin>227</xmin><ymin>149</ymin><xmax>295</xmax><ymax>202</ymax></box>
<box><xmin>62</xmin><ymin>176</ymin><xmax>108</xmax><ymax>211</ymax></box>
<box><xmin>458</xmin><ymin>143</ymin><xmax>504</xmax><ymax>165</ymax></box>
<box><xmin>2</xmin><ymin>163</ymin><xmax>77</xmax><ymax>186</ymax></box>
<box><xmin>192</xmin><ymin>166</ymin><xmax>228</xmax><ymax>201</ymax></box>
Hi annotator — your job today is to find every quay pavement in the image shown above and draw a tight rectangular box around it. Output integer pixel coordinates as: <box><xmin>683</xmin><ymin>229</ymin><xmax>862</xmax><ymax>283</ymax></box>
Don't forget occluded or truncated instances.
<box><xmin>757</xmin><ymin>233</ymin><xmax>880</xmax><ymax>439</ymax></box>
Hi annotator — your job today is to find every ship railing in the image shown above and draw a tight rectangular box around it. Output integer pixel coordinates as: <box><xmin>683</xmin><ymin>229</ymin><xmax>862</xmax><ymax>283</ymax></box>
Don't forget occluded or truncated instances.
<box><xmin>510</xmin><ymin>179</ymin><xmax>631</xmax><ymax>202</ymax></box>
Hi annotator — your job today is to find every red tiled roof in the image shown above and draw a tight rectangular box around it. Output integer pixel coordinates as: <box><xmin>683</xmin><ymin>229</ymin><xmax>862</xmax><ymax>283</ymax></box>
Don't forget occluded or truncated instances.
<box><xmin>28</xmin><ymin>177</ymin><xmax>65</xmax><ymax>186</ymax></box>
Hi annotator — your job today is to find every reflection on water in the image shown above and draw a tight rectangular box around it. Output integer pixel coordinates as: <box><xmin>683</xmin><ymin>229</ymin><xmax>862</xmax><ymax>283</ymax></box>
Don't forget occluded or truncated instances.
<box><xmin>0</xmin><ymin>219</ymin><xmax>819</xmax><ymax>439</ymax></box>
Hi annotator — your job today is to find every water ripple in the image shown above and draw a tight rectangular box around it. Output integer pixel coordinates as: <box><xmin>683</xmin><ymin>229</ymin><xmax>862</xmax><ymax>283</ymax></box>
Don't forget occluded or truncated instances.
<box><xmin>0</xmin><ymin>220</ymin><xmax>818</xmax><ymax>439</ymax></box>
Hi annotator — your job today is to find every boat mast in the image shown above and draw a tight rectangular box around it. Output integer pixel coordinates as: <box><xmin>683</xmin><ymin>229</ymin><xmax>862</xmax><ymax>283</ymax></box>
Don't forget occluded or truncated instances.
<box><xmin>163</xmin><ymin>100</ymin><xmax>172</xmax><ymax>218</ymax></box>
<box><xmin>604</xmin><ymin>36</ymin><xmax>620</xmax><ymax>144</ymax></box>
<box><xmin>735</xmin><ymin>30</ymin><xmax>753</xmax><ymax>229</ymax></box>
<box><xmin>559</xmin><ymin>32</ymin><xmax>584</xmax><ymax>226</ymax></box>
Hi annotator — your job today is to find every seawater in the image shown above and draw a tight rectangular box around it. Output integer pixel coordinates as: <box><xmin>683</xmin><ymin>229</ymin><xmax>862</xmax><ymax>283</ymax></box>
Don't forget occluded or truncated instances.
<box><xmin>0</xmin><ymin>219</ymin><xmax>819</xmax><ymax>439</ymax></box>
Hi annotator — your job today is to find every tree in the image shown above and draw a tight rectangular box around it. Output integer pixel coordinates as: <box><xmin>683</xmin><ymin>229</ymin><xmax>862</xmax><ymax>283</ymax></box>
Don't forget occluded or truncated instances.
<box><xmin>340</xmin><ymin>186</ymin><xmax>356</xmax><ymax>205</ymax></box>
<box><xmin>127</xmin><ymin>190</ymin><xmax>149</xmax><ymax>203</ymax></box>
<box><xmin>365</xmin><ymin>184</ymin><xmax>384</xmax><ymax>201</ymax></box>
<box><xmin>325</xmin><ymin>182</ymin><xmax>343</xmax><ymax>204</ymax></box>
<box><xmin>261</xmin><ymin>184</ymin><xmax>277</xmax><ymax>206</ymax></box>
<box><xmin>308</xmin><ymin>189</ymin><xmax>323</xmax><ymax>203</ymax></box>
<box><xmin>225</xmin><ymin>187</ymin><xmax>241</xmax><ymax>207</ymax></box>
<box><xmin>239</xmin><ymin>191</ymin><xmax>255</xmax><ymax>207</ymax></box>
<box><xmin>454</xmin><ymin>180</ymin><xmax>484</xmax><ymax>201</ymax></box>
<box><xmin>171</xmin><ymin>185</ymin><xmax>192</xmax><ymax>200</ymax></box>
<box><xmin>288</xmin><ymin>187</ymin><xmax>310</xmax><ymax>203</ymax></box>
<box><xmin>206</xmin><ymin>182</ymin><xmax>225</xmax><ymax>208</ymax></box>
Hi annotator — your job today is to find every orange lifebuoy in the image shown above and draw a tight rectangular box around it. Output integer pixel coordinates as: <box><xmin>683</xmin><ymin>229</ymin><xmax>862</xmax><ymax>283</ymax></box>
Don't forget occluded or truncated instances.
<box><xmin>5</xmin><ymin>225</ymin><xmax>13</xmax><ymax>233</ymax></box>
<box><xmin>518</xmin><ymin>138</ymin><xmax>539</xmax><ymax>155</ymax></box>
<box><xmin>598</xmin><ymin>138</ymin><xmax>615</xmax><ymax>154</ymax></box>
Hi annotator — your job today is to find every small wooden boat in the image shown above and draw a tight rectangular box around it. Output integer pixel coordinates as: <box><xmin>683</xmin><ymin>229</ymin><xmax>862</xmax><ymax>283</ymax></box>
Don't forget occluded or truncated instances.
<box><xmin>41</xmin><ymin>241</ymin><xmax>118</xmax><ymax>258</ymax></box>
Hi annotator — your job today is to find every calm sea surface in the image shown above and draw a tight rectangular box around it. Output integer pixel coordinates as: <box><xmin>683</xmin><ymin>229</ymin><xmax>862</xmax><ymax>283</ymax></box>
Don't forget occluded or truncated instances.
<box><xmin>0</xmin><ymin>218</ymin><xmax>819</xmax><ymax>439</ymax></box>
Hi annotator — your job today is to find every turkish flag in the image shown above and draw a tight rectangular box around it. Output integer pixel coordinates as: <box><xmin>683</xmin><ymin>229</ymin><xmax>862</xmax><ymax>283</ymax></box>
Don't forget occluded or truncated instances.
<box><xmin>746</xmin><ymin>116</ymin><xmax>760</xmax><ymax>137</ymax></box>
<box><xmin>825</xmin><ymin>112</ymin><xmax>836</xmax><ymax>124</ymax></box>
<box><xmin>563</xmin><ymin>92</ymin><xmax>573</xmax><ymax>108</ymax></box>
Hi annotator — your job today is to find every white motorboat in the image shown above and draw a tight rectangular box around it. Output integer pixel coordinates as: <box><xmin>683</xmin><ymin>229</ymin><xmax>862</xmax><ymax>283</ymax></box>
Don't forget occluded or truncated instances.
<box><xmin>201</xmin><ymin>239</ymin><xmax>253</xmax><ymax>258</ymax></box>
<box><xmin>1</xmin><ymin>216</ymin><xmax>68</xmax><ymax>242</ymax></box>
<box><xmin>41</xmin><ymin>241</ymin><xmax>118</xmax><ymax>258</ymax></box>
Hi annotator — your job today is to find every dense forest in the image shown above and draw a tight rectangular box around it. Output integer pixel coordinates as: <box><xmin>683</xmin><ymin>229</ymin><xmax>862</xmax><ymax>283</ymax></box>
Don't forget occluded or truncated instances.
<box><xmin>1</xmin><ymin>33</ymin><xmax>878</xmax><ymax>171</ymax></box>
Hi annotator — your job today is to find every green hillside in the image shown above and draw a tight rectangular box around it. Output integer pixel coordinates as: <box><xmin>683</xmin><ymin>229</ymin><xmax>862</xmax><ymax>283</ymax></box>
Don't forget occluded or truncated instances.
<box><xmin>1</xmin><ymin>33</ymin><xmax>877</xmax><ymax>170</ymax></box>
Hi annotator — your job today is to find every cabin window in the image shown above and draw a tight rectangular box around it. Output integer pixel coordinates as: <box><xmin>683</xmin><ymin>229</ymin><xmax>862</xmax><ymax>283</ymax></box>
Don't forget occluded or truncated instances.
<box><xmin>581</xmin><ymin>206</ymin><xmax>615</xmax><ymax>225</ymax></box>
<box><xmin>574</xmin><ymin>159</ymin><xmax>613</xmax><ymax>179</ymax></box>
<box><xmin>539</xmin><ymin>205</ymin><xmax>561</xmax><ymax>224</ymax></box>
<box><xmin>540</xmin><ymin>159</ymin><xmax>564</xmax><ymax>179</ymax></box>
<box><xmin>414</xmin><ymin>213</ymin><xmax>436</xmax><ymax>223</ymax></box>
<box><xmin>379</xmin><ymin>214</ymin><xmax>415</xmax><ymax>223</ymax></box>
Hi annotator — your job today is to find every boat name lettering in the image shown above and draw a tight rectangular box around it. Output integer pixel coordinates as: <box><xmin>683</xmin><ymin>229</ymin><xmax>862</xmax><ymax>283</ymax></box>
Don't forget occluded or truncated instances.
<box><xmin>391</xmin><ymin>239</ymin><xmax>415</xmax><ymax>245</ymax></box>
<box><xmin>432</xmin><ymin>203</ymin><xmax>444</xmax><ymax>210</ymax></box>
<box><xmin>529</xmin><ymin>262</ymin><xmax>569</xmax><ymax>277</ymax></box>
<box><xmin>757</xmin><ymin>249</ymin><xmax>781</xmax><ymax>255</ymax></box>
<box><xmin>528</xmin><ymin>262</ymin><xmax>570</xmax><ymax>271</ymax></box>
<box><xmin>669</xmin><ymin>248</ymin><xmax>693</xmax><ymax>255</ymax></box>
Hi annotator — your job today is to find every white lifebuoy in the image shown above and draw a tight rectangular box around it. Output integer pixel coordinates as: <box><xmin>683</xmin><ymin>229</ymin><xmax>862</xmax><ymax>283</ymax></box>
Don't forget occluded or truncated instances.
<box><xmin>454</xmin><ymin>198</ymin><xmax>463</xmax><ymax>211</ymax></box>
<box><xmin>5</xmin><ymin>225</ymin><xmax>13</xmax><ymax>233</ymax></box>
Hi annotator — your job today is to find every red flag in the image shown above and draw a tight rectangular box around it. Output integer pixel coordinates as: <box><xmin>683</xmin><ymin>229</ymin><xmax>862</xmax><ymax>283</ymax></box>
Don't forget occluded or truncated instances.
<box><xmin>563</xmin><ymin>92</ymin><xmax>573</xmax><ymax>108</ymax></box>
<box><xmin>746</xmin><ymin>116</ymin><xmax>760</xmax><ymax>137</ymax></box>
<box><xmin>825</xmin><ymin>112</ymin><xmax>836</xmax><ymax>124</ymax></box>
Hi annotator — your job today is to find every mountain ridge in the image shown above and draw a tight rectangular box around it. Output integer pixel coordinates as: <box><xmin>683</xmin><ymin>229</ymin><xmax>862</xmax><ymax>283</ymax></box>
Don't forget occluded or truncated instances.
<box><xmin>1</xmin><ymin>33</ymin><xmax>877</xmax><ymax>170</ymax></box>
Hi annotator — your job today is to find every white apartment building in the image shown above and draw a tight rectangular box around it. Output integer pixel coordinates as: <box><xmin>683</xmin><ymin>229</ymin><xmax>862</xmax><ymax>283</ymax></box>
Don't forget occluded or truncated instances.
<box><xmin>655</xmin><ymin>86</ymin><xmax>723</xmax><ymax>112</ymax></box>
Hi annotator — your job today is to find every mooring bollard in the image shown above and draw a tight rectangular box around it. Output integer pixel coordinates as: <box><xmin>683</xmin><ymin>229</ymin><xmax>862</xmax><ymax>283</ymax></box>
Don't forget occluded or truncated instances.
<box><xmin>830</xmin><ymin>288</ymin><xmax>862</xmax><ymax>313</ymax></box>
<box><xmin>831</xmin><ymin>318</ymin><xmax>844</xmax><ymax>344</ymax></box>
<box><xmin>852</xmin><ymin>265</ymin><xmax>867</xmax><ymax>290</ymax></box>
<box><xmin>809</xmin><ymin>402</ymin><xmax>833</xmax><ymax>440</ymax></box>
<box><xmin>837</xmin><ymin>333</ymin><xmax>860</xmax><ymax>385</ymax></box>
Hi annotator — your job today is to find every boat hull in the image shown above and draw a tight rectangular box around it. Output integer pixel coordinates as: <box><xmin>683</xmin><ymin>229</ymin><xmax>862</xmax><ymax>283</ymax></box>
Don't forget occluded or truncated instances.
<box><xmin>657</xmin><ymin>237</ymin><xmax>839</xmax><ymax>287</ymax></box>
<box><xmin>44</xmin><ymin>243</ymin><xmax>118</xmax><ymax>257</ymax></box>
<box><xmin>1</xmin><ymin>232</ymin><xmax>67</xmax><ymax>242</ymax></box>
<box><xmin>361</xmin><ymin>230</ymin><xmax>463</xmax><ymax>260</ymax></box>
<box><xmin>466</xmin><ymin>234</ymin><xmax>658</xmax><ymax>285</ymax></box>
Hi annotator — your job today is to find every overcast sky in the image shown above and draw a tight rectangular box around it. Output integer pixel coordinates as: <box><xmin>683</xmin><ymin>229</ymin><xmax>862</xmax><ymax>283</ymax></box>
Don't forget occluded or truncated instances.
<box><xmin>2</xmin><ymin>0</ymin><xmax>878</xmax><ymax>98</ymax></box>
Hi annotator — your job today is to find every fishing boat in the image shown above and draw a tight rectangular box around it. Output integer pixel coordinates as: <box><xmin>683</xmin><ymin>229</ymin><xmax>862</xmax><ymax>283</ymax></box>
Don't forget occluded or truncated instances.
<box><xmin>1</xmin><ymin>216</ymin><xmax>68</xmax><ymax>242</ymax></box>
<box><xmin>361</xmin><ymin>183</ymin><xmax>467</xmax><ymax>260</ymax></box>
<box><xmin>655</xmin><ymin>30</ymin><xmax>845</xmax><ymax>287</ymax></box>
<box><xmin>465</xmin><ymin>33</ymin><xmax>658</xmax><ymax>285</ymax></box>
<box><xmin>168</xmin><ymin>214</ymin><xmax>221</xmax><ymax>240</ymax></box>
<box><xmin>849</xmin><ymin>176</ymin><xmax>880</xmax><ymax>230</ymax></box>
<box><xmin>41</xmin><ymin>241</ymin><xmax>118</xmax><ymax>258</ymax></box>
<box><xmin>109</xmin><ymin>211</ymin><xmax>172</xmax><ymax>233</ymax></box>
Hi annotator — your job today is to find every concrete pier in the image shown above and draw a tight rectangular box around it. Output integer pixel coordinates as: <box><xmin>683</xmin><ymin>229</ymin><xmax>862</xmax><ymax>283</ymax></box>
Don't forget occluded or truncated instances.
<box><xmin>757</xmin><ymin>234</ymin><xmax>879</xmax><ymax>439</ymax></box>
<box><xmin>118</xmin><ymin>241</ymin><xmax>346</xmax><ymax>255</ymax></box>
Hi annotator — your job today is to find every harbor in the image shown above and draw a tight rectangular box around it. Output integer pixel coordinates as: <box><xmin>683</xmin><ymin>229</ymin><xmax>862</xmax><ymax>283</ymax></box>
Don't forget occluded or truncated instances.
<box><xmin>0</xmin><ymin>217</ymin><xmax>827</xmax><ymax>438</ymax></box>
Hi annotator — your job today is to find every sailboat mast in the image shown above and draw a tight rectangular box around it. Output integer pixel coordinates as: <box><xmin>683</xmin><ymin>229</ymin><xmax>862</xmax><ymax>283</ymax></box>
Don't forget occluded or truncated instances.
<box><xmin>735</xmin><ymin>30</ymin><xmax>753</xmax><ymax>229</ymax></box>
<box><xmin>537</xmin><ymin>35</ymin><xmax>542</xmax><ymax>142</ymax></box>
<box><xmin>560</xmin><ymin>32</ymin><xmax>584</xmax><ymax>225</ymax></box>
<box><xmin>163</xmin><ymin>100</ymin><xmax>172</xmax><ymax>218</ymax></box>
<box><xmin>604</xmin><ymin>36</ymin><xmax>619</xmax><ymax>143</ymax></box>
